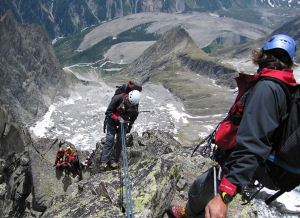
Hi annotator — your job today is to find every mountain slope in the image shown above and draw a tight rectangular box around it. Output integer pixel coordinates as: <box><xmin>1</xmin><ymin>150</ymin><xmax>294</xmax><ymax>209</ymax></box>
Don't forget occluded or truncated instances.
<box><xmin>109</xmin><ymin>27</ymin><xmax>236</xmax><ymax>116</ymax></box>
<box><xmin>272</xmin><ymin>15</ymin><xmax>300</xmax><ymax>43</ymax></box>
<box><xmin>126</xmin><ymin>26</ymin><xmax>236</xmax><ymax>85</ymax></box>
<box><xmin>0</xmin><ymin>0</ymin><xmax>298</xmax><ymax>38</ymax></box>
<box><xmin>53</xmin><ymin>12</ymin><xmax>271</xmax><ymax>66</ymax></box>
<box><xmin>0</xmin><ymin>11</ymin><xmax>67</xmax><ymax>122</ymax></box>
<box><xmin>215</xmin><ymin>16</ymin><xmax>300</xmax><ymax>64</ymax></box>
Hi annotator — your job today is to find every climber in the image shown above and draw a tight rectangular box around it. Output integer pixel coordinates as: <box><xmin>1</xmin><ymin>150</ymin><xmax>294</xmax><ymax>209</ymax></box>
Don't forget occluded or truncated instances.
<box><xmin>72</xmin><ymin>150</ymin><xmax>82</xmax><ymax>180</ymax></box>
<box><xmin>54</xmin><ymin>142</ymin><xmax>66</xmax><ymax>170</ymax></box>
<box><xmin>100</xmin><ymin>89</ymin><xmax>141</xmax><ymax>171</ymax></box>
<box><xmin>167</xmin><ymin>34</ymin><xmax>300</xmax><ymax>218</ymax></box>
<box><xmin>64</xmin><ymin>146</ymin><xmax>74</xmax><ymax>175</ymax></box>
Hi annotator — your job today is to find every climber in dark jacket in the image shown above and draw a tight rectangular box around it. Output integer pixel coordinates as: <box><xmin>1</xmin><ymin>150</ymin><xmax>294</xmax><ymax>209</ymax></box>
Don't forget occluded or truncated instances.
<box><xmin>100</xmin><ymin>90</ymin><xmax>141</xmax><ymax>170</ymax></box>
<box><xmin>167</xmin><ymin>34</ymin><xmax>299</xmax><ymax>218</ymax></box>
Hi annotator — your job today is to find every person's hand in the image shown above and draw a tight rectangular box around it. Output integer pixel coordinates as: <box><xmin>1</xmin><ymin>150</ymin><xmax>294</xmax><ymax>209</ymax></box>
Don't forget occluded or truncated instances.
<box><xmin>205</xmin><ymin>194</ymin><xmax>228</xmax><ymax>218</ymax></box>
<box><xmin>126</xmin><ymin>124</ymin><xmax>132</xmax><ymax>133</ymax></box>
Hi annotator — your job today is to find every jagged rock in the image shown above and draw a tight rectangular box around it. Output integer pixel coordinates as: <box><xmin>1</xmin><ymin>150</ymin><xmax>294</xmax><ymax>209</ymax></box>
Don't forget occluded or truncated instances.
<box><xmin>0</xmin><ymin>107</ymin><xmax>32</xmax><ymax>158</ymax></box>
<box><xmin>42</xmin><ymin>130</ymin><xmax>182</xmax><ymax>217</ymax></box>
<box><xmin>130</xmin><ymin>130</ymin><xmax>181</xmax><ymax>160</ymax></box>
<box><xmin>43</xmin><ymin>156</ymin><xmax>181</xmax><ymax>217</ymax></box>
<box><xmin>1</xmin><ymin>152</ymin><xmax>32</xmax><ymax>217</ymax></box>
<box><xmin>176</xmin><ymin>176</ymin><xmax>187</xmax><ymax>191</ymax></box>
<box><xmin>0</xmin><ymin>11</ymin><xmax>67</xmax><ymax>123</ymax></box>
<box><xmin>29</xmin><ymin>138</ymin><xmax>87</xmax><ymax>213</ymax></box>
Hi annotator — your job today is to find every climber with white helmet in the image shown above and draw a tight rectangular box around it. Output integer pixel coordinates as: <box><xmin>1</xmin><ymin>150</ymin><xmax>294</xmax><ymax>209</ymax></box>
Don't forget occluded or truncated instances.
<box><xmin>99</xmin><ymin>84</ymin><xmax>142</xmax><ymax>171</ymax></box>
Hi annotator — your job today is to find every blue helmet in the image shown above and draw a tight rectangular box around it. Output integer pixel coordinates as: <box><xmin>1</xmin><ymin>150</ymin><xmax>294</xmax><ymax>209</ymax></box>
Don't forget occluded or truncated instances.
<box><xmin>262</xmin><ymin>34</ymin><xmax>297</xmax><ymax>62</ymax></box>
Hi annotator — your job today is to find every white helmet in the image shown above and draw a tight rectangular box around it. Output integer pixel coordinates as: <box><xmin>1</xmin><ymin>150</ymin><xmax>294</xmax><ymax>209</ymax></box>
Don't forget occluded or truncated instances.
<box><xmin>128</xmin><ymin>90</ymin><xmax>141</xmax><ymax>105</ymax></box>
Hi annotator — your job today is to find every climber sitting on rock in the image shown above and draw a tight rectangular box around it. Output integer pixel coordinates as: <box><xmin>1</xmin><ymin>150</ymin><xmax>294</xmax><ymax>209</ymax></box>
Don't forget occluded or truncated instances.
<box><xmin>64</xmin><ymin>146</ymin><xmax>74</xmax><ymax>175</ymax></box>
<box><xmin>54</xmin><ymin>141</ymin><xmax>66</xmax><ymax>170</ymax></box>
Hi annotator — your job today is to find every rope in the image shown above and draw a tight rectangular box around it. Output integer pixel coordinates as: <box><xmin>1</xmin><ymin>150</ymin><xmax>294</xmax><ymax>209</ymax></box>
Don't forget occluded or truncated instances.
<box><xmin>118</xmin><ymin>158</ymin><xmax>124</xmax><ymax>212</ymax></box>
<box><xmin>120</xmin><ymin>121</ymin><xmax>134</xmax><ymax>218</ymax></box>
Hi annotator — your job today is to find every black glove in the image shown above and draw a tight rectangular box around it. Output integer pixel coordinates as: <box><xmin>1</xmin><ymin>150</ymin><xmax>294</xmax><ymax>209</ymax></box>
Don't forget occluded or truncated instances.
<box><xmin>126</xmin><ymin>124</ymin><xmax>132</xmax><ymax>133</ymax></box>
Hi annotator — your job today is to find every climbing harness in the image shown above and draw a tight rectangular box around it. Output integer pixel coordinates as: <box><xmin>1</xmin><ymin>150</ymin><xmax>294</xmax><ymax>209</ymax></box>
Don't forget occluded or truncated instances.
<box><xmin>120</xmin><ymin>121</ymin><xmax>134</xmax><ymax>218</ymax></box>
<box><xmin>191</xmin><ymin>129</ymin><xmax>217</xmax><ymax>158</ymax></box>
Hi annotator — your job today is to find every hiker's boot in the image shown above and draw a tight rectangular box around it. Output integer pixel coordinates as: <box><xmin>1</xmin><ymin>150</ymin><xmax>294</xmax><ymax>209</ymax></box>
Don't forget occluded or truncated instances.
<box><xmin>110</xmin><ymin>161</ymin><xmax>119</xmax><ymax>170</ymax></box>
<box><xmin>166</xmin><ymin>205</ymin><xmax>188</xmax><ymax>218</ymax></box>
<box><xmin>99</xmin><ymin>163</ymin><xmax>109</xmax><ymax>172</ymax></box>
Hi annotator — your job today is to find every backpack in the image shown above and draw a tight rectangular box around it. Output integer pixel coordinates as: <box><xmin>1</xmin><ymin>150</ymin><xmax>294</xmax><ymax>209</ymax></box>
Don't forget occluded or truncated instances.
<box><xmin>192</xmin><ymin>75</ymin><xmax>300</xmax><ymax>204</ymax></box>
<box><xmin>114</xmin><ymin>81</ymin><xmax>142</xmax><ymax>96</ymax></box>
<box><xmin>266</xmin><ymin>79</ymin><xmax>300</xmax><ymax>175</ymax></box>
<box><xmin>192</xmin><ymin>76</ymin><xmax>300</xmax><ymax>175</ymax></box>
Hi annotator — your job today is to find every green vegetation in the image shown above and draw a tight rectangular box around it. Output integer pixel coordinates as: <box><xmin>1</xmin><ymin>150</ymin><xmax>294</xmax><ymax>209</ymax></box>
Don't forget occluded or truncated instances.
<box><xmin>151</xmin><ymin>61</ymin><xmax>231</xmax><ymax>115</ymax></box>
<box><xmin>217</xmin><ymin>8</ymin><xmax>263</xmax><ymax>25</ymax></box>
<box><xmin>53</xmin><ymin>28</ymin><xmax>94</xmax><ymax>65</ymax></box>
<box><xmin>178</xmin><ymin>47</ymin><xmax>212</xmax><ymax>62</ymax></box>
<box><xmin>54</xmin><ymin>22</ymin><xmax>160</xmax><ymax>65</ymax></box>
<box><xmin>203</xmin><ymin>35</ymin><xmax>249</xmax><ymax>55</ymax></box>
<box><xmin>203</xmin><ymin>37</ymin><xmax>226</xmax><ymax>54</ymax></box>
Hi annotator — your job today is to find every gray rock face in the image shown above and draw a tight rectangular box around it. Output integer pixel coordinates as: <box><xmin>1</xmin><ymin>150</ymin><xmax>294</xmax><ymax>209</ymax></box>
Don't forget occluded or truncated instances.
<box><xmin>0</xmin><ymin>105</ymin><xmax>33</xmax><ymax>217</ymax></box>
<box><xmin>42</xmin><ymin>130</ymin><xmax>182</xmax><ymax>217</ymax></box>
<box><xmin>0</xmin><ymin>107</ymin><xmax>30</xmax><ymax>159</ymax></box>
<box><xmin>0</xmin><ymin>11</ymin><xmax>66</xmax><ymax>123</ymax></box>
<box><xmin>0</xmin><ymin>108</ymin><xmax>259</xmax><ymax>217</ymax></box>
<box><xmin>0</xmin><ymin>151</ymin><xmax>32</xmax><ymax>217</ymax></box>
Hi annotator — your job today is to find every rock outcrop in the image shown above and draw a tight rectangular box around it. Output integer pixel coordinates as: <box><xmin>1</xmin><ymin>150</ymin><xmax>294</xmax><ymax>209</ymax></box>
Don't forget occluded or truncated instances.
<box><xmin>0</xmin><ymin>106</ymin><xmax>32</xmax><ymax>217</ymax></box>
<box><xmin>0</xmin><ymin>106</ymin><xmax>259</xmax><ymax>217</ymax></box>
<box><xmin>0</xmin><ymin>11</ymin><xmax>67</xmax><ymax>123</ymax></box>
<box><xmin>0</xmin><ymin>128</ymin><xmax>183</xmax><ymax>217</ymax></box>
<box><xmin>43</xmin><ymin>130</ymin><xmax>182</xmax><ymax>217</ymax></box>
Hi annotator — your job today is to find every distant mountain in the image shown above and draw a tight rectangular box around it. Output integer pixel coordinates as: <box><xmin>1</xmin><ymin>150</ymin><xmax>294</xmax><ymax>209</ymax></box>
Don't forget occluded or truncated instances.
<box><xmin>126</xmin><ymin>26</ymin><xmax>236</xmax><ymax>85</ymax></box>
<box><xmin>0</xmin><ymin>11</ymin><xmax>66</xmax><ymax>123</ymax></box>
<box><xmin>119</xmin><ymin>27</ymin><xmax>236</xmax><ymax>115</ymax></box>
<box><xmin>215</xmin><ymin>16</ymin><xmax>300</xmax><ymax>64</ymax></box>
<box><xmin>0</xmin><ymin>0</ymin><xmax>298</xmax><ymax>38</ymax></box>
<box><xmin>272</xmin><ymin>16</ymin><xmax>300</xmax><ymax>42</ymax></box>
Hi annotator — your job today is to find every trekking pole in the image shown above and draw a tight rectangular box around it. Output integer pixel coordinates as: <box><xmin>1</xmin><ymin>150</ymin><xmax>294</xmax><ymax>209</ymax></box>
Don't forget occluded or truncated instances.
<box><xmin>120</xmin><ymin>120</ymin><xmax>134</xmax><ymax>218</ymax></box>
<box><xmin>213</xmin><ymin>165</ymin><xmax>217</xmax><ymax>196</ymax></box>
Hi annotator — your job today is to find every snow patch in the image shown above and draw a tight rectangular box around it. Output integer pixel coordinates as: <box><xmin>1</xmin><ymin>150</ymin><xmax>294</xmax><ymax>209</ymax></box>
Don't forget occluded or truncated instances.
<box><xmin>30</xmin><ymin>105</ymin><xmax>56</xmax><ymax>137</ymax></box>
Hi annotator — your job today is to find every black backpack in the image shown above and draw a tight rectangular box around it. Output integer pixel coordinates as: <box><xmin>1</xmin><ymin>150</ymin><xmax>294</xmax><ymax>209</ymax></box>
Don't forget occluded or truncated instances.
<box><xmin>266</xmin><ymin>78</ymin><xmax>300</xmax><ymax>176</ymax></box>
<box><xmin>263</xmin><ymin>78</ymin><xmax>300</xmax><ymax>204</ymax></box>
<box><xmin>114</xmin><ymin>81</ymin><xmax>142</xmax><ymax>96</ymax></box>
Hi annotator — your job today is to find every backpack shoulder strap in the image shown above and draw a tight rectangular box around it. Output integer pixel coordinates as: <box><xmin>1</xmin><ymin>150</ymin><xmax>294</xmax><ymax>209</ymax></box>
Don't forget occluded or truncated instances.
<box><xmin>261</xmin><ymin>77</ymin><xmax>292</xmax><ymax>102</ymax></box>
<box><xmin>261</xmin><ymin>77</ymin><xmax>293</xmax><ymax>121</ymax></box>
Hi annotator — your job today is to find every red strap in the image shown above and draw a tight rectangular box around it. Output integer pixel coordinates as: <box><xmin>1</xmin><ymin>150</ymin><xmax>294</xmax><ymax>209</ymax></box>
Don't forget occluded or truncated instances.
<box><xmin>112</xmin><ymin>113</ymin><xmax>119</xmax><ymax>120</ymax></box>
<box><xmin>218</xmin><ymin>177</ymin><xmax>237</xmax><ymax>196</ymax></box>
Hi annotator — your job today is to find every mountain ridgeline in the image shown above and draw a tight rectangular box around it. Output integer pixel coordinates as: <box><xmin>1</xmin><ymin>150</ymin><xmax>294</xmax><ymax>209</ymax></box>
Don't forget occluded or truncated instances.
<box><xmin>0</xmin><ymin>0</ymin><xmax>298</xmax><ymax>38</ymax></box>
<box><xmin>126</xmin><ymin>27</ymin><xmax>236</xmax><ymax>87</ymax></box>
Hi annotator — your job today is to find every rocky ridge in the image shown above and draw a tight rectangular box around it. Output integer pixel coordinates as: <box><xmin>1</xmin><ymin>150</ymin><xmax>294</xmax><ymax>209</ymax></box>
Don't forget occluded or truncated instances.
<box><xmin>126</xmin><ymin>27</ymin><xmax>237</xmax><ymax>87</ymax></box>
<box><xmin>0</xmin><ymin>11</ymin><xmax>67</xmax><ymax>123</ymax></box>
<box><xmin>0</xmin><ymin>114</ymin><xmax>258</xmax><ymax>217</ymax></box>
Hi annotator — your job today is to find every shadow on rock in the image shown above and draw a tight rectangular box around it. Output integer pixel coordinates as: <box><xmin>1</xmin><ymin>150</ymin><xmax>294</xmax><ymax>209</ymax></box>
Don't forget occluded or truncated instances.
<box><xmin>62</xmin><ymin>175</ymin><xmax>72</xmax><ymax>191</ymax></box>
<box><xmin>55</xmin><ymin>169</ymin><xmax>63</xmax><ymax>180</ymax></box>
